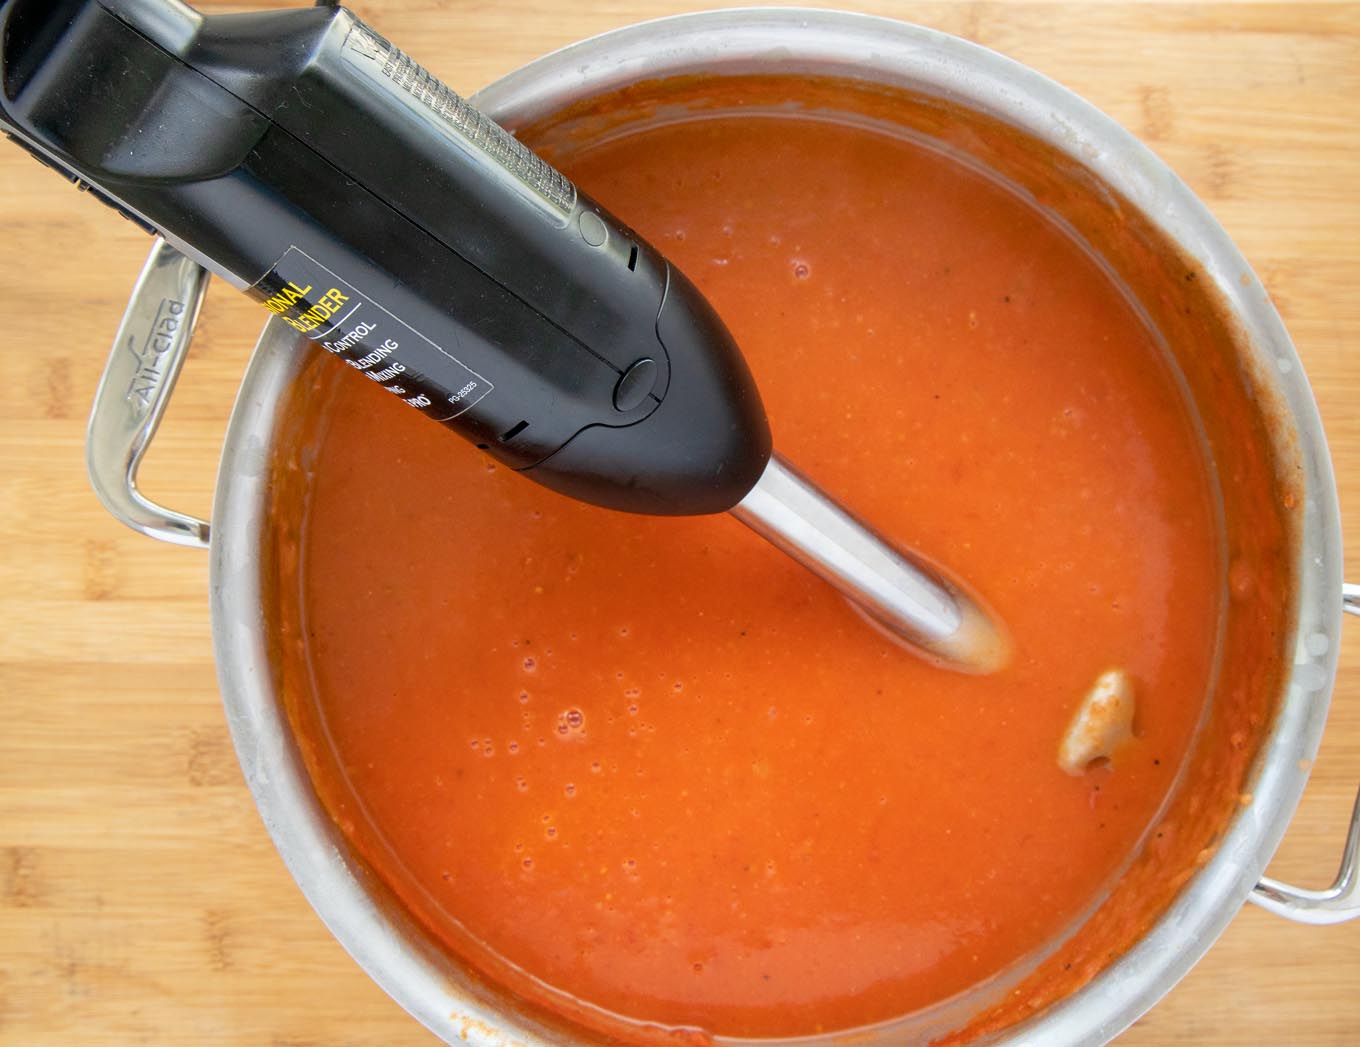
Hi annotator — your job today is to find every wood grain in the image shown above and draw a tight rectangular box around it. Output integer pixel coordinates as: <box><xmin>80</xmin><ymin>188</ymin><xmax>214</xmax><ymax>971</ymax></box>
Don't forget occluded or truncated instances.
<box><xmin>1</xmin><ymin>2</ymin><xmax>1357</xmax><ymax>1045</ymax></box>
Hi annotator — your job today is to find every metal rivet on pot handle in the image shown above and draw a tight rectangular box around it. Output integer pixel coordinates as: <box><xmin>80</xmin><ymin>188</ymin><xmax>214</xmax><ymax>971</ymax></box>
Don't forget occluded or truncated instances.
<box><xmin>1249</xmin><ymin>583</ymin><xmax>1360</xmax><ymax>925</ymax></box>
<box><xmin>86</xmin><ymin>239</ymin><xmax>212</xmax><ymax>549</ymax></box>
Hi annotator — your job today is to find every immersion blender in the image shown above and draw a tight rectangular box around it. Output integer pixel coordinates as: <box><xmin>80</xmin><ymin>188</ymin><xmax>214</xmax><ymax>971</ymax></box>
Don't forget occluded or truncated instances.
<box><xmin>0</xmin><ymin>0</ymin><xmax>1007</xmax><ymax>672</ymax></box>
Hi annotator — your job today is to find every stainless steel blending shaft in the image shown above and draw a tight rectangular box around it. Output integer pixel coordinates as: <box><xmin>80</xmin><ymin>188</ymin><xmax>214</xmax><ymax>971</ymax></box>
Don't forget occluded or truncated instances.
<box><xmin>731</xmin><ymin>455</ymin><xmax>1009</xmax><ymax>673</ymax></box>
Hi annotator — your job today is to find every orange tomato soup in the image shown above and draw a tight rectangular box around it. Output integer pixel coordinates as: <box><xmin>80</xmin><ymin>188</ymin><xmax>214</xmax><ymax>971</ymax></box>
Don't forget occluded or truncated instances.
<box><xmin>268</xmin><ymin>77</ymin><xmax>1248</xmax><ymax>1040</ymax></box>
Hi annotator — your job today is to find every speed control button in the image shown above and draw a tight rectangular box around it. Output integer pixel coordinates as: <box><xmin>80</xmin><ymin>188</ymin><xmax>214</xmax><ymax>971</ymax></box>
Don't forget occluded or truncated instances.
<box><xmin>578</xmin><ymin>210</ymin><xmax>609</xmax><ymax>247</ymax></box>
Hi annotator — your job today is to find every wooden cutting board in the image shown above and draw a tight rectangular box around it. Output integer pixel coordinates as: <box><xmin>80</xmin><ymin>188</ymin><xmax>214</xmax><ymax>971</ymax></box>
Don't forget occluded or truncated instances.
<box><xmin>1</xmin><ymin>2</ymin><xmax>1356</xmax><ymax>1044</ymax></box>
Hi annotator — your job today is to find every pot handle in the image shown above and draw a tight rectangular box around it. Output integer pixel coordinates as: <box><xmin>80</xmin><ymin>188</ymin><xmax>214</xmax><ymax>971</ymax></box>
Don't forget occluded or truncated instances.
<box><xmin>1248</xmin><ymin>582</ymin><xmax>1360</xmax><ymax>925</ymax></box>
<box><xmin>86</xmin><ymin>239</ymin><xmax>212</xmax><ymax>549</ymax></box>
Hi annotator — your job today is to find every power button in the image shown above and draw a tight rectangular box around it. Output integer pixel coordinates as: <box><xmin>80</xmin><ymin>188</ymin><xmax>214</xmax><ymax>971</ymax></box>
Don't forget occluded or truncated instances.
<box><xmin>613</xmin><ymin>358</ymin><xmax>657</xmax><ymax>412</ymax></box>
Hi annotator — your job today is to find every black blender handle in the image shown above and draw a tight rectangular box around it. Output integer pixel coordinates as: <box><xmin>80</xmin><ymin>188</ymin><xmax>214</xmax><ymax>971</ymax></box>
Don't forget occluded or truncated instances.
<box><xmin>0</xmin><ymin>0</ymin><xmax>771</xmax><ymax>514</ymax></box>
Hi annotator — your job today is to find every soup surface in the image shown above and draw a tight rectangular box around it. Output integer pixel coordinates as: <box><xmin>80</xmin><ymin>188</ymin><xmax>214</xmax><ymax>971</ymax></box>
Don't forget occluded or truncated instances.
<box><xmin>274</xmin><ymin>80</ymin><xmax>1226</xmax><ymax>1038</ymax></box>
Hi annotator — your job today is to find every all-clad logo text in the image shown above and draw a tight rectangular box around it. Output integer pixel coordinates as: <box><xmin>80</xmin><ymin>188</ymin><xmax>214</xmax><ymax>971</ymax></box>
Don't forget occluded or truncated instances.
<box><xmin>123</xmin><ymin>298</ymin><xmax>186</xmax><ymax>409</ymax></box>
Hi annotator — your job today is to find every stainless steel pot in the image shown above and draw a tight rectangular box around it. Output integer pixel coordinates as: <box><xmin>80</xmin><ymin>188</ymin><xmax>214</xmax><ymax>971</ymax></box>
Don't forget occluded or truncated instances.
<box><xmin>86</xmin><ymin>9</ymin><xmax>1359</xmax><ymax>1046</ymax></box>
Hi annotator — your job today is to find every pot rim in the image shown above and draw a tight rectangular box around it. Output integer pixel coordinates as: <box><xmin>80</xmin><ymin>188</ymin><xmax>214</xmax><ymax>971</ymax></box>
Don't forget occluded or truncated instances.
<box><xmin>209</xmin><ymin>9</ymin><xmax>1344</xmax><ymax>1047</ymax></box>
